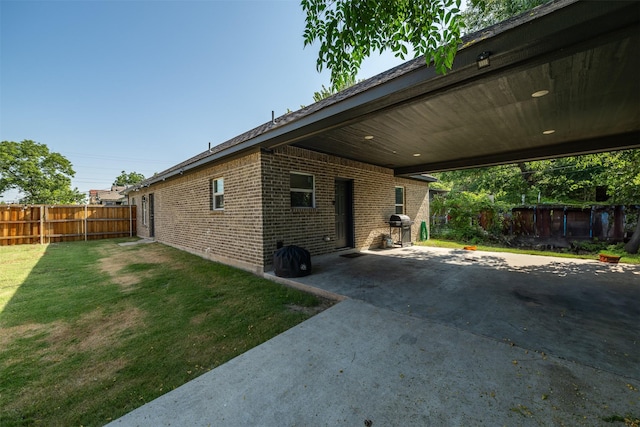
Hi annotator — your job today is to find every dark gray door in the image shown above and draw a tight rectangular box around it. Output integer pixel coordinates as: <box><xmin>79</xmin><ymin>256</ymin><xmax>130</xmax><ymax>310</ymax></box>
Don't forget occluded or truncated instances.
<box><xmin>334</xmin><ymin>180</ymin><xmax>353</xmax><ymax>248</ymax></box>
<box><xmin>149</xmin><ymin>193</ymin><xmax>155</xmax><ymax>238</ymax></box>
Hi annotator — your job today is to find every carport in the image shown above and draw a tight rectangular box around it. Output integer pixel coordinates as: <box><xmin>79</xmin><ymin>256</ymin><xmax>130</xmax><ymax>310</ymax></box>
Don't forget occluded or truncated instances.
<box><xmin>199</xmin><ymin>0</ymin><xmax>640</xmax><ymax>176</ymax></box>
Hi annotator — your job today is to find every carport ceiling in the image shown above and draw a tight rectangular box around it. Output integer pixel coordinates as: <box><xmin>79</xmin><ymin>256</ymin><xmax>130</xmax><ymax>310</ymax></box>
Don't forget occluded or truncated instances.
<box><xmin>283</xmin><ymin>0</ymin><xmax>640</xmax><ymax>175</ymax></box>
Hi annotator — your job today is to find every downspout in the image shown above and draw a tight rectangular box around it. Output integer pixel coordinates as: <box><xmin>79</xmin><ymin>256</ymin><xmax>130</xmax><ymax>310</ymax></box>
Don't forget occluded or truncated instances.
<box><xmin>129</xmin><ymin>203</ymin><xmax>133</xmax><ymax>237</ymax></box>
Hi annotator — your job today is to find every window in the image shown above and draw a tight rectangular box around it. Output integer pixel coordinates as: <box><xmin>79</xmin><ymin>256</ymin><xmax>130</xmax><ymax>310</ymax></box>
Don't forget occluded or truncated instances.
<box><xmin>395</xmin><ymin>186</ymin><xmax>405</xmax><ymax>214</ymax></box>
<box><xmin>211</xmin><ymin>178</ymin><xmax>224</xmax><ymax>210</ymax></box>
<box><xmin>290</xmin><ymin>173</ymin><xmax>315</xmax><ymax>208</ymax></box>
<box><xmin>142</xmin><ymin>196</ymin><xmax>148</xmax><ymax>225</ymax></box>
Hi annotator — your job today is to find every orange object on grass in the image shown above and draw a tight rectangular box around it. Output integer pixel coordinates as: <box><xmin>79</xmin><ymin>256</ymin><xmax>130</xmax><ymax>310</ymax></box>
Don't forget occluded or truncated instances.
<box><xmin>599</xmin><ymin>254</ymin><xmax>621</xmax><ymax>263</ymax></box>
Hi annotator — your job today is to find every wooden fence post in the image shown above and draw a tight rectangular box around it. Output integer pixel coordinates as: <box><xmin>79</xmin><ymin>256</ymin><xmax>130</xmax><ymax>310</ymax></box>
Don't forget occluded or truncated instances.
<box><xmin>40</xmin><ymin>206</ymin><xmax>44</xmax><ymax>244</ymax></box>
<box><xmin>44</xmin><ymin>205</ymin><xmax>49</xmax><ymax>244</ymax></box>
<box><xmin>84</xmin><ymin>204</ymin><xmax>88</xmax><ymax>241</ymax></box>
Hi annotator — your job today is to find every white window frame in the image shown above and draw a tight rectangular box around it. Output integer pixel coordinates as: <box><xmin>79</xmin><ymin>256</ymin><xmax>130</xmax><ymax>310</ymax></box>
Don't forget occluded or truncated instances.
<box><xmin>290</xmin><ymin>172</ymin><xmax>315</xmax><ymax>208</ymax></box>
<box><xmin>211</xmin><ymin>177</ymin><xmax>224</xmax><ymax>210</ymax></box>
<box><xmin>395</xmin><ymin>186</ymin><xmax>405</xmax><ymax>214</ymax></box>
<box><xmin>142</xmin><ymin>196</ymin><xmax>148</xmax><ymax>226</ymax></box>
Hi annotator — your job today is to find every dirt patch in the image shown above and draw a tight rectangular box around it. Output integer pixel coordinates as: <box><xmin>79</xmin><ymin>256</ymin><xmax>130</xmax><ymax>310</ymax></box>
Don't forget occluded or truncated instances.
<box><xmin>0</xmin><ymin>323</ymin><xmax>51</xmax><ymax>349</ymax></box>
<box><xmin>46</xmin><ymin>306</ymin><xmax>146</xmax><ymax>355</ymax></box>
<box><xmin>287</xmin><ymin>297</ymin><xmax>336</xmax><ymax>316</ymax></box>
<box><xmin>190</xmin><ymin>312</ymin><xmax>208</xmax><ymax>326</ymax></box>
<box><xmin>98</xmin><ymin>243</ymin><xmax>174</xmax><ymax>290</ymax></box>
<box><xmin>2</xmin><ymin>306</ymin><xmax>144</xmax><ymax>414</ymax></box>
<box><xmin>4</xmin><ymin>356</ymin><xmax>129</xmax><ymax>415</ymax></box>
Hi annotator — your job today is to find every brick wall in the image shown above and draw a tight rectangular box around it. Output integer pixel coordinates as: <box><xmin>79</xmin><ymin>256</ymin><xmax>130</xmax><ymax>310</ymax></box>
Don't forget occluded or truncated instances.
<box><xmin>260</xmin><ymin>146</ymin><xmax>430</xmax><ymax>268</ymax></box>
<box><xmin>129</xmin><ymin>146</ymin><xmax>430</xmax><ymax>273</ymax></box>
<box><xmin>129</xmin><ymin>151</ymin><xmax>265</xmax><ymax>273</ymax></box>
<box><xmin>395</xmin><ymin>176</ymin><xmax>430</xmax><ymax>242</ymax></box>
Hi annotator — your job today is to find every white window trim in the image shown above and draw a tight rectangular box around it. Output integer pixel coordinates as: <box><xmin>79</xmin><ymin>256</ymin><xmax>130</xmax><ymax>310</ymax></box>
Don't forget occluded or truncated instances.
<box><xmin>212</xmin><ymin>177</ymin><xmax>224</xmax><ymax>211</ymax></box>
<box><xmin>142</xmin><ymin>196</ymin><xmax>148</xmax><ymax>226</ymax></box>
<box><xmin>290</xmin><ymin>172</ymin><xmax>315</xmax><ymax>208</ymax></box>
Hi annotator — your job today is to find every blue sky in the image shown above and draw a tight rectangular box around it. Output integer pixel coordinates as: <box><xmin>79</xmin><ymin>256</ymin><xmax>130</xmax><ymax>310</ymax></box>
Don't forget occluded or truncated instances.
<box><xmin>0</xmin><ymin>0</ymin><xmax>408</xmax><ymax>202</ymax></box>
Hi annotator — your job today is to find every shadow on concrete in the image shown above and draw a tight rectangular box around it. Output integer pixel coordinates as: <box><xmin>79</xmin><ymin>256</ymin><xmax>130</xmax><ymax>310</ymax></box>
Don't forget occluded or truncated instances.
<box><xmin>289</xmin><ymin>246</ymin><xmax>640</xmax><ymax>380</ymax></box>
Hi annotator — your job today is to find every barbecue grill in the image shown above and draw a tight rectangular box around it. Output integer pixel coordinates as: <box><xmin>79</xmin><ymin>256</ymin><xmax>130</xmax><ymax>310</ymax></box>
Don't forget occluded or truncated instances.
<box><xmin>388</xmin><ymin>214</ymin><xmax>414</xmax><ymax>247</ymax></box>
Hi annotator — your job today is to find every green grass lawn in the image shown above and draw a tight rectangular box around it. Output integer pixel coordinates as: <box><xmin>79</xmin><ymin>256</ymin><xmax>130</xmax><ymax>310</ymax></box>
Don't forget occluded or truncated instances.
<box><xmin>0</xmin><ymin>239</ymin><xmax>326</xmax><ymax>426</ymax></box>
<box><xmin>417</xmin><ymin>239</ymin><xmax>640</xmax><ymax>264</ymax></box>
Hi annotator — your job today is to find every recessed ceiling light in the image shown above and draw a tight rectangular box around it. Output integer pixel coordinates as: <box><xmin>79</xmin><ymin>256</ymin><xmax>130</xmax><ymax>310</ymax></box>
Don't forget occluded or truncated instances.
<box><xmin>364</xmin><ymin>135</ymin><xmax>374</xmax><ymax>140</ymax></box>
<box><xmin>531</xmin><ymin>90</ymin><xmax>549</xmax><ymax>98</ymax></box>
<box><xmin>413</xmin><ymin>153</ymin><xmax>421</xmax><ymax>157</ymax></box>
<box><xmin>543</xmin><ymin>129</ymin><xmax>555</xmax><ymax>135</ymax></box>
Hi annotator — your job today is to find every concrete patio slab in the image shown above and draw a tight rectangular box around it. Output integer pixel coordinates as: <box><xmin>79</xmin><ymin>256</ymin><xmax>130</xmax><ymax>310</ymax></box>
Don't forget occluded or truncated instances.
<box><xmin>279</xmin><ymin>246</ymin><xmax>640</xmax><ymax>379</ymax></box>
<box><xmin>109</xmin><ymin>246</ymin><xmax>640</xmax><ymax>426</ymax></box>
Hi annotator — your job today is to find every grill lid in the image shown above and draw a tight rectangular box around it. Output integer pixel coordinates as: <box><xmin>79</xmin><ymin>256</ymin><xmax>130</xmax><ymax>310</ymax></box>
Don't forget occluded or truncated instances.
<box><xmin>389</xmin><ymin>214</ymin><xmax>413</xmax><ymax>226</ymax></box>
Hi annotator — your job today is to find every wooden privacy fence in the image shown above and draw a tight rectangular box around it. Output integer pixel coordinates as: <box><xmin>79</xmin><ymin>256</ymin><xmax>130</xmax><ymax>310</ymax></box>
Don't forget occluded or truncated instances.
<box><xmin>0</xmin><ymin>205</ymin><xmax>137</xmax><ymax>246</ymax></box>
<box><xmin>509</xmin><ymin>205</ymin><xmax>636</xmax><ymax>241</ymax></box>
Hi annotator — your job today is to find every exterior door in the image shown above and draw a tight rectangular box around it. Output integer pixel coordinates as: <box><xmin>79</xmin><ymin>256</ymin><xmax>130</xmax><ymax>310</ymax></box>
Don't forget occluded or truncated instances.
<box><xmin>149</xmin><ymin>193</ymin><xmax>155</xmax><ymax>238</ymax></box>
<box><xmin>334</xmin><ymin>180</ymin><xmax>354</xmax><ymax>248</ymax></box>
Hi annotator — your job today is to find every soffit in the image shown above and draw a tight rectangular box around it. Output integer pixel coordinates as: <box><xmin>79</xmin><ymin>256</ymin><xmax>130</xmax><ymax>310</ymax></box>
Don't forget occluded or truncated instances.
<box><xmin>282</xmin><ymin>1</ymin><xmax>640</xmax><ymax>175</ymax></box>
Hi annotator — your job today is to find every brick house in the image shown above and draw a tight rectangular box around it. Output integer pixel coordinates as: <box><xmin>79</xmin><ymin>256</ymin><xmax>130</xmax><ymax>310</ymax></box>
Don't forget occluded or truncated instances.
<box><xmin>123</xmin><ymin>0</ymin><xmax>638</xmax><ymax>274</ymax></box>
<box><xmin>125</xmin><ymin>144</ymin><xmax>433</xmax><ymax>274</ymax></box>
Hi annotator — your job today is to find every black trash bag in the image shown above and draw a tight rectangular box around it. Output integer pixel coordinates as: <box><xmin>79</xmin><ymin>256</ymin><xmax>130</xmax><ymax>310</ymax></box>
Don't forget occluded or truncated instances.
<box><xmin>273</xmin><ymin>245</ymin><xmax>312</xmax><ymax>278</ymax></box>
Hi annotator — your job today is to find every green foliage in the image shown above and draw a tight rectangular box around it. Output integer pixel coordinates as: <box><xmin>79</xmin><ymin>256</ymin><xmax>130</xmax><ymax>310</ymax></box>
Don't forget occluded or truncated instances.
<box><xmin>431</xmin><ymin>191</ymin><xmax>507</xmax><ymax>242</ymax></box>
<box><xmin>435</xmin><ymin>150</ymin><xmax>640</xmax><ymax>206</ymax></box>
<box><xmin>462</xmin><ymin>0</ymin><xmax>551</xmax><ymax>33</ymax></box>
<box><xmin>312</xmin><ymin>75</ymin><xmax>361</xmax><ymax>102</ymax></box>
<box><xmin>600</xmin><ymin>149</ymin><xmax>640</xmax><ymax>204</ymax></box>
<box><xmin>571</xmin><ymin>239</ymin><xmax>610</xmax><ymax>254</ymax></box>
<box><xmin>0</xmin><ymin>140</ymin><xmax>85</xmax><ymax>204</ymax></box>
<box><xmin>302</xmin><ymin>0</ymin><xmax>465</xmax><ymax>90</ymax></box>
<box><xmin>433</xmin><ymin>150</ymin><xmax>640</xmax><ymax>254</ymax></box>
<box><xmin>113</xmin><ymin>170</ymin><xmax>145</xmax><ymax>186</ymax></box>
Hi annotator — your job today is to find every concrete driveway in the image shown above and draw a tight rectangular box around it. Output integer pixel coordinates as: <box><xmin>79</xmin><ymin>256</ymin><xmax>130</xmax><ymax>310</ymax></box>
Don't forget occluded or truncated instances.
<box><xmin>109</xmin><ymin>246</ymin><xmax>640</xmax><ymax>426</ymax></box>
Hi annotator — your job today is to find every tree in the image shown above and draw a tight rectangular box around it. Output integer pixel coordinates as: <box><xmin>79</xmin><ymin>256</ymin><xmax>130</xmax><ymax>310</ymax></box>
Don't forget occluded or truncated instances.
<box><xmin>0</xmin><ymin>140</ymin><xmax>86</xmax><ymax>204</ymax></box>
<box><xmin>436</xmin><ymin>150</ymin><xmax>640</xmax><ymax>253</ymax></box>
<box><xmin>302</xmin><ymin>0</ymin><xmax>464</xmax><ymax>90</ymax></box>
<box><xmin>600</xmin><ymin>150</ymin><xmax>640</xmax><ymax>253</ymax></box>
<box><xmin>113</xmin><ymin>170</ymin><xmax>145</xmax><ymax>187</ymax></box>
<box><xmin>437</xmin><ymin>155</ymin><xmax>614</xmax><ymax>205</ymax></box>
<box><xmin>301</xmin><ymin>0</ymin><xmax>550</xmax><ymax>90</ymax></box>
<box><xmin>462</xmin><ymin>0</ymin><xmax>550</xmax><ymax>33</ymax></box>
<box><xmin>312</xmin><ymin>75</ymin><xmax>364</xmax><ymax>102</ymax></box>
